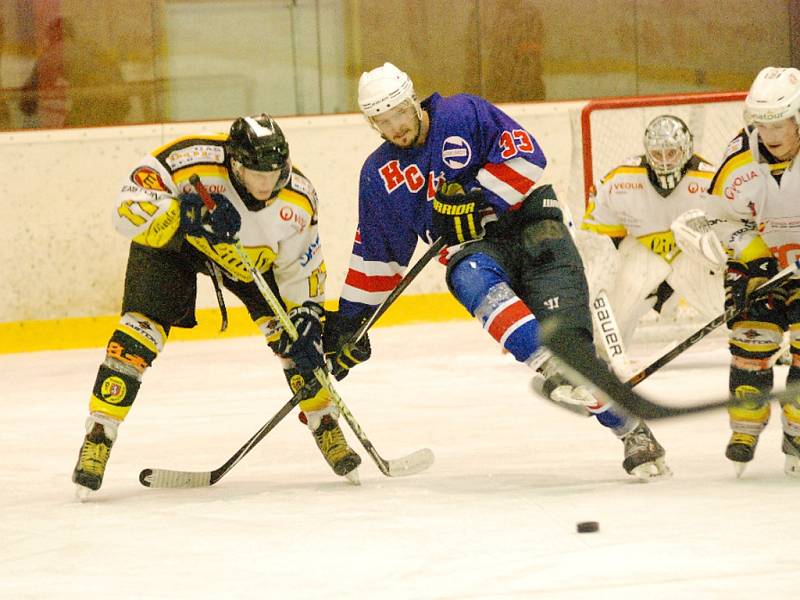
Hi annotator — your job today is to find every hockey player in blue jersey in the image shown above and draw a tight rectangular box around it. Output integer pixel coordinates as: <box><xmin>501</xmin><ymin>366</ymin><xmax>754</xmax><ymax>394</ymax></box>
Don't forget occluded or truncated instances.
<box><xmin>324</xmin><ymin>62</ymin><xmax>671</xmax><ymax>480</ymax></box>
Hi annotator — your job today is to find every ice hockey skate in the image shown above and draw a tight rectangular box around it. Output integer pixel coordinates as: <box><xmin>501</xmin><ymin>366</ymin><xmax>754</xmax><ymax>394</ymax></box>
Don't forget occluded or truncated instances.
<box><xmin>621</xmin><ymin>422</ymin><xmax>671</xmax><ymax>481</ymax></box>
<box><xmin>782</xmin><ymin>432</ymin><xmax>800</xmax><ymax>477</ymax></box>
<box><xmin>725</xmin><ymin>432</ymin><xmax>759</xmax><ymax>478</ymax></box>
<box><xmin>72</xmin><ymin>415</ymin><xmax>118</xmax><ymax>500</ymax></box>
<box><xmin>302</xmin><ymin>407</ymin><xmax>362</xmax><ymax>484</ymax></box>
<box><xmin>530</xmin><ymin>356</ymin><xmax>599</xmax><ymax>416</ymax></box>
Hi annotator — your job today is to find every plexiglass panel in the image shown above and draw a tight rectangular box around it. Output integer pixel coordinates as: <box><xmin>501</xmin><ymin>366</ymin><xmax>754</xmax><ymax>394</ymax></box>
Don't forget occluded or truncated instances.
<box><xmin>0</xmin><ymin>0</ymin><xmax>795</xmax><ymax>130</ymax></box>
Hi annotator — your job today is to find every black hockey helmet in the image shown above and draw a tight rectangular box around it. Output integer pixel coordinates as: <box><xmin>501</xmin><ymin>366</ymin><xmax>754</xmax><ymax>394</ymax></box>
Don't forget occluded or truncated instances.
<box><xmin>227</xmin><ymin>114</ymin><xmax>291</xmax><ymax>194</ymax></box>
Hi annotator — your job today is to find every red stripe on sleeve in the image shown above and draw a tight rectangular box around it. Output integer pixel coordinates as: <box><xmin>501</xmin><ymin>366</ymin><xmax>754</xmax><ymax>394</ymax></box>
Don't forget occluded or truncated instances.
<box><xmin>483</xmin><ymin>162</ymin><xmax>535</xmax><ymax>196</ymax></box>
<box><xmin>344</xmin><ymin>269</ymin><xmax>402</xmax><ymax>293</ymax></box>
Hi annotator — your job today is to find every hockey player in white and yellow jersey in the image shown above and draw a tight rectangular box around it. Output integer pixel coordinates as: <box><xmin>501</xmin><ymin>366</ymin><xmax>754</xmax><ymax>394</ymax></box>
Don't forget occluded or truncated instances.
<box><xmin>580</xmin><ymin>115</ymin><xmax>728</xmax><ymax>348</ymax></box>
<box><xmin>72</xmin><ymin>114</ymin><xmax>361</xmax><ymax>498</ymax></box>
<box><xmin>708</xmin><ymin>67</ymin><xmax>800</xmax><ymax>478</ymax></box>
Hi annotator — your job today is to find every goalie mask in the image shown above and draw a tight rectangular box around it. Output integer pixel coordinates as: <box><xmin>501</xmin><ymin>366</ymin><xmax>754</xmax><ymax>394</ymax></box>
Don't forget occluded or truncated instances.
<box><xmin>358</xmin><ymin>62</ymin><xmax>422</xmax><ymax>137</ymax></box>
<box><xmin>227</xmin><ymin>114</ymin><xmax>291</xmax><ymax>198</ymax></box>
<box><xmin>643</xmin><ymin>115</ymin><xmax>693</xmax><ymax>192</ymax></box>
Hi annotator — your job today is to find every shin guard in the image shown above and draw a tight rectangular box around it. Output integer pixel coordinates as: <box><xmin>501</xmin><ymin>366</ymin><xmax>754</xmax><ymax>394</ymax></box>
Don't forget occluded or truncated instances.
<box><xmin>88</xmin><ymin>313</ymin><xmax>165</xmax><ymax>421</ymax></box>
<box><xmin>448</xmin><ymin>253</ymin><xmax>539</xmax><ymax>362</ymax></box>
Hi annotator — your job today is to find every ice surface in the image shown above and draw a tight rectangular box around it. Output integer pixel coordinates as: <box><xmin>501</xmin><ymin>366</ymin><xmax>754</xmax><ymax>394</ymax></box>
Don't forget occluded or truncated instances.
<box><xmin>1</xmin><ymin>321</ymin><xmax>798</xmax><ymax>599</ymax></box>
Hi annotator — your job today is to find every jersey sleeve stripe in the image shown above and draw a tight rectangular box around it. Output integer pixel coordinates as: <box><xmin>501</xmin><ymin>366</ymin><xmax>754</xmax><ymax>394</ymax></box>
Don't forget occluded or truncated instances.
<box><xmin>348</xmin><ymin>253</ymin><xmax>405</xmax><ymax>276</ymax></box>
<box><xmin>151</xmin><ymin>133</ymin><xmax>228</xmax><ymax>158</ymax></box>
<box><xmin>477</xmin><ymin>158</ymin><xmax>541</xmax><ymax>205</ymax></box>
<box><xmin>279</xmin><ymin>188</ymin><xmax>314</xmax><ymax>217</ymax></box>
<box><xmin>344</xmin><ymin>268</ymin><xmax>403</xmax><ymax>293</ymax></box>
<box><xmin>686</xmin><ymin>170</ymin><xmax>714</xmax><ymax>180</ymax></box>
<box><xmin>172</xmin><ymin>164</ymin><xmax>229</xmax><ymax>186</ymax></box>
<box><xmin>709</xmin><ymin>151</ymin><xmax>752</xmax><ymax>196</ymax></box>
<box><xmin>581</xmin><ymin>221</ymin><xmax>627</xmax><ymax>238</ymax></box>
<box><xmin>600</xmin><ymin>166</ymin><xmax>647</xmax><ymax>184</ymax></box>
<box><xmin>340</xmin><ymin>285</ymin><xmax>391</xmax><ymax>307</ymax></box>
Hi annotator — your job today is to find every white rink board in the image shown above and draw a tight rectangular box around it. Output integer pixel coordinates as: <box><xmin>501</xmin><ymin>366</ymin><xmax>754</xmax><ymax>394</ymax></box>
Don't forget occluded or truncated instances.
<box><xmin>0</xmin><ymin>103</ymin><xmax>584</xmax><ymax>323</ymax></box>
<box><xmin>0</xmin><ymin>96</ymin><xmax>743</xmax><ymax>324</ymax></box>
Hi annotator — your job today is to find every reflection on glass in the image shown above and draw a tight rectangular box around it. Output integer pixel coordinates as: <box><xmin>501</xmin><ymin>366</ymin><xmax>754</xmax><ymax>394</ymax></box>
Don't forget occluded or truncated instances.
<box><xmin>0</xmin><ymin>0</ymin><xmax>794</xmax><ymax>131</ymax></box>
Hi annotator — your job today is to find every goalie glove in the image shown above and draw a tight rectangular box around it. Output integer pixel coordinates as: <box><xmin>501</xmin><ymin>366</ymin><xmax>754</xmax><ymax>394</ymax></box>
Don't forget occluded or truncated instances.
<box><xmin>670</xmin><ymin>209</ymin><xmax>727</xmax><ymax>268</ymax></box>
<box><xmin>432</xmin><ymin>182</ymin><xmax>487</xmax><ymax>246</ymax></box>
<box><xmin>323</xmin><ymin>310</ymin><xmax>371</xmax><ymax>381</ymax></box>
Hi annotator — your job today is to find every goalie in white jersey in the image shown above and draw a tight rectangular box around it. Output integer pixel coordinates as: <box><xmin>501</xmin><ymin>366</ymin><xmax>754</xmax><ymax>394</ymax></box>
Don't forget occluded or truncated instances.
<box><xmin>71</xmin><ymin>114</ymin><xmax>361</xmax><ymax>497</ymax></box>
<box><xmin>708</xmin><ymin>67</ymin><xmax>800</xmax><ymax>478</ymax></box>
<box><xmin>580</xmin><ymin>115</ymin><xmax>728</xmax><ymax>349</ymax></box>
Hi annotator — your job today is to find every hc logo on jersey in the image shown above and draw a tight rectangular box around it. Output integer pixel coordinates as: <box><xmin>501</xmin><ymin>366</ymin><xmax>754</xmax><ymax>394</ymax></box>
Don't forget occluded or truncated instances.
<box><xmin>442</xmin><ymin>136</ymin><xmax>472</xmax><ymax>169</ymax></box>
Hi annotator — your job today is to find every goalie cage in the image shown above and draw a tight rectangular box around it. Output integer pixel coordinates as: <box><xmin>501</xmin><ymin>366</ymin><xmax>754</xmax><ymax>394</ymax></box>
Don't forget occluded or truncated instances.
<box><xmin>566</xmin><ymin>91</ymin><xmax>747</xmax><ymax>347</ymax></box>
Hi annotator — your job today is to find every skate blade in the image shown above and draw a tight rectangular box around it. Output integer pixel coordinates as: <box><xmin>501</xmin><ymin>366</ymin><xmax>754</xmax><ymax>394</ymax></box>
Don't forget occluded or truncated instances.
<box><xmin>344</xmin><ymin>468</ymin><xmax>361</xmax><ymax>486</ymax></box>
<box><xmin>732</xmin><ymin>460</ymin><xmax>748</xmax><ymax>479</ymax></box>
<box><xmin>630</xmin><ymin>458</ymin><xmax>672</xmax><ymax>482</ymax></box>
<box><xmin>74</xmin><ymin>484</ymin><xmax>95</xmax><ymax>502</ymax></box>
<box><xmin>784</xmin><ymin>455</ymin><xmax>800</xmax><ymax>478</ymax></box>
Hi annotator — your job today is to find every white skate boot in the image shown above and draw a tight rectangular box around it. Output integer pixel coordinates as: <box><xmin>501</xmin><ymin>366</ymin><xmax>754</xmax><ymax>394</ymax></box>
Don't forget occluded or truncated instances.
<box><xmin>621</xmin><ymin>422</ymin><xmax>672</xmax><ymax>481</ymax></box>
<box><xmin>782</xmin><ymin>432</ymin><xmax>800</xmax><ymax>478</ymax></box>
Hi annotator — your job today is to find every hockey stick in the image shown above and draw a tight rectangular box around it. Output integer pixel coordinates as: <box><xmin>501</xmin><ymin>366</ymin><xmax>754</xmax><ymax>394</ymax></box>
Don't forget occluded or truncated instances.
<box><xmin>547</xmin><ymin>317</ymin><xmax>800</xmax><ymax>420</ymax></box>
<box><xmin>540</xmin><ymin>318</ymin><xmax>730</xmax><ymax>419</ymax></box>
<box><xmin>536</xmin><ymin>258</ymin><xmax>800</xmax><ymax>419</ymax></box>
<box><xmin>624</xmin><ymin>259</ymin><xmax>800</xmax><ymax>386</ymax></box>
<box><xmin>542</xmin><ymin>257</ymin><xmax>800</xmax><ymax>419</ymax></box>
<box><xmin>350</xmin><ymin>236</ymin><xmax>446</xmax><ymax>344</ymax></box>
<box><xmin>140</xmin><ymin>179</ymin><xmax>439</xmax><ymax>488</ymax></box>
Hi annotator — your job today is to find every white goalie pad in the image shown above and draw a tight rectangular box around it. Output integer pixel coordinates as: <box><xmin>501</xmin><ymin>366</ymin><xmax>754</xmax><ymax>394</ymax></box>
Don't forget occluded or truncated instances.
<box><xmin>671</xmin><ymin>209</ymin><xmax>727</xmax><ymax>269</ymax></box>
<box><xmin>608</xmin><ymin>236</ymin><xmax>672</xmax><ymax>346</ymax></box>
<box><xmin>573</xmin><ymin>229</ymin><xmax>619</xmax><ymax>301</ymax></box>
<box><xmin>665</xmin><ymin>251</ymin><xmax>724</xmax><ymax>321</ymax></box>
<box><xmin>591</xmin><ymin>289</ymin><xmax>632</xmax><ymax>377</ymax></box>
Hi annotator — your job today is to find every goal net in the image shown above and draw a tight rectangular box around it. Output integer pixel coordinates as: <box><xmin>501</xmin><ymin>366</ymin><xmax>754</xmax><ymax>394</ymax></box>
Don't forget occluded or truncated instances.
<box><xmin>569</xmin><ymin>91</ymin><xmax>747</xmax><ymax>348</ymax></box>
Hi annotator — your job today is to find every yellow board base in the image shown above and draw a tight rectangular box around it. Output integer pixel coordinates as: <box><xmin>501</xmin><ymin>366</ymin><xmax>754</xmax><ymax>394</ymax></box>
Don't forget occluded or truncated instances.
<box><xmin>0</xmin><ymin>293</ymin><xmax>471</xmax><ymax>354</ymax></box>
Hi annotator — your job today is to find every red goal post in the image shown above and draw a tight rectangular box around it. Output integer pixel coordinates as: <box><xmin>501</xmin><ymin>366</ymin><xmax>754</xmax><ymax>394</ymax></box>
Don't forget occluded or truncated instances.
<box><xmin>580</xmin><ymin>91</ymin><xmax>748</xmax><ymax>206</ymax></box>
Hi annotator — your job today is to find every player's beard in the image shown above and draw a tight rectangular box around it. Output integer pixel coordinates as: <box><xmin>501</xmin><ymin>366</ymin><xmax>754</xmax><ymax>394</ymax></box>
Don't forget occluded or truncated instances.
<box><xmin>384</xmin><ymin>117</ymin><xmax>421</xmax><ymax>149</ymax></box>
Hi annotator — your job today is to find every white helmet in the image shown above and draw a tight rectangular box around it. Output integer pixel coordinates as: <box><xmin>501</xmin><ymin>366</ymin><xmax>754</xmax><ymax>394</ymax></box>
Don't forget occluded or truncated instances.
<box><xmin>643</xmin><ymin>115</ymin><xmax>693</xmax><ymax>188</ymax></box>
<box><xmin>358</xmin><ymin>62</ymin><xmax>421</xmax><ymax>119</ymax></box>
<box><xmin>744</xmin><ymin>67</ymin><xmax>800</xmax><ymax>125</ymax></box>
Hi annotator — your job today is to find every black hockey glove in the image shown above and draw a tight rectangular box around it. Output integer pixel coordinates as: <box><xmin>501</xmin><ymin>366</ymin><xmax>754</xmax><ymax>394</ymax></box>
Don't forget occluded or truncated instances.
<box><xmin>432</xmin><ymin>182</ymin><xmax>487</xmax><ymax>246</ymax></box>
<box><xmin>323</xmin><ymin>310</ymin><xmax>371</xmax><ymax>381</ymax></box>
<box><xmin>724</xmin><ymin>256</ymin><xmax>785</xmax><ymax>322</ymax></box>
<box><xmin>270</xmin><ymin>302</ymin><xmax>326</xmax><ymax>372</ymax></box>
<box><xmin>179</xmin><ymin>192</ymin><xmax>241</xmax><ymax>244</ymax></box>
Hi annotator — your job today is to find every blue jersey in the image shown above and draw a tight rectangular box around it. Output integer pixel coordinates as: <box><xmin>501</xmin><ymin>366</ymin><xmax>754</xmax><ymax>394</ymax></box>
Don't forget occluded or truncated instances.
<box><xmin>339</xmin><ymin>92</ymin><xmax>547</xmax><ymax>318</ymax></box>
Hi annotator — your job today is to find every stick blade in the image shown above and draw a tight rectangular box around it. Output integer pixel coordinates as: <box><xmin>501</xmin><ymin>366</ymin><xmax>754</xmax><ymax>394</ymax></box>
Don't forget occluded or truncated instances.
<box><xmin>386</xmin><ymin>448</ymin><xmax>435</xmax><ymax>477</ymax></box>
<box><xmin>540</xmin><ymin>318</ymin><xmax>729</xmax><ymax>420</ymax></box>
<box><xmin>139</xmin><ymin>468</ymin><xmax>213</xmax><ymax>488</ymax></box>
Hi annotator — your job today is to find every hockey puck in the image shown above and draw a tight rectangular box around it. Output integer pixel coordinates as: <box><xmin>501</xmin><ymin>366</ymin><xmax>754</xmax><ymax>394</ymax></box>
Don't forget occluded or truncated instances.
<box><xmin>576</xmin><ymin>521</ymin><xmax>599</xmax><ymax>533</ymax></box>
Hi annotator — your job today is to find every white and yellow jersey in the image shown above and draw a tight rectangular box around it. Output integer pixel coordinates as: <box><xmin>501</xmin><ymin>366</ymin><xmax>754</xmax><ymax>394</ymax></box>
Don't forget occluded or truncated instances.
<box><xmin>112</xmin><ymin>133</ymin><xmax>325</xmax><ymax>309</ymax></box>
<box><xmin>708</xmin><ymin>128</ymin><xmax>800</xmax><ymax>268</ymax></box>
<box><xmin>582</xmin><ymin>154</ymin><xmax>716</xmax><ymax>260</ymax></box>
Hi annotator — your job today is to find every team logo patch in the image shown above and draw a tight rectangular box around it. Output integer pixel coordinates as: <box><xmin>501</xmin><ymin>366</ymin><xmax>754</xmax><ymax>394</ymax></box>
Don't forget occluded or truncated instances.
<box><xmin>289</xmin><ymin>374</ymin><xmax>305</xmax><ymax>393</ymax></box>
<box><xmin>165</xmin><ymin>145</ymin><xmax>225</xmax><ymax>169</ymax></box>
<box><xmin>280</xmin><ymin>206</ymin><xmax>294</xmax><ymax>221</ymax></box>
<box><xmin>723</xmin><ymin>137</ymin><xmax>743</xmax><ymax>159</ymax></box>
<box><xmin>442</xmin><ymin>136</ymin><xmax>472</xmax><ymax>169</ymax></box>
<box><xmin>100</xmin><ymin>376</ymin><xmax>127</xmax><ymax>404</ymax></box>
<box><xmin>131</xmin><ymin>167</ymin><xmax>168</xmax><ymax>192</ymax></box>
